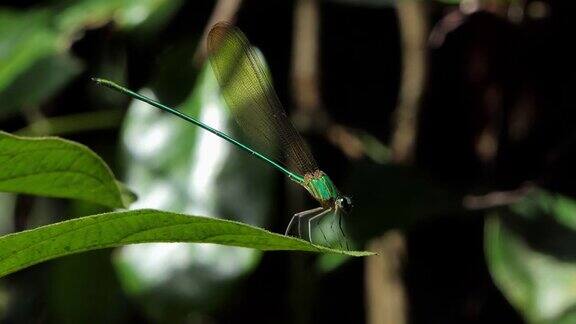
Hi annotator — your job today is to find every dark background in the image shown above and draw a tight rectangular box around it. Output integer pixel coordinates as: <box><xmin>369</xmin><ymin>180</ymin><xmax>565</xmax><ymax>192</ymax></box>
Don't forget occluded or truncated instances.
<box><xmin>1</xmin><ymin>0</ymin><xmax>574</xmax><ymax>323</ymax></box>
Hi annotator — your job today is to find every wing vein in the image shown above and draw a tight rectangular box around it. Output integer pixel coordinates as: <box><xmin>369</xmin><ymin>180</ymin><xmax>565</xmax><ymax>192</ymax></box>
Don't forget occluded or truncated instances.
<box><xmin>207</xmin><ymin>22</ymin><xmax>318</xmax><ymax>177</ymax></box>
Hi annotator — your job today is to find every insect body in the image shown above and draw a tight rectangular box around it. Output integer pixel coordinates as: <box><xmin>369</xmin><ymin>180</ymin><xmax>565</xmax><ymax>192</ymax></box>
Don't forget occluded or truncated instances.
<box><xmin>93</xmin><ymin>22</ymin><xmax>353</xmax><ymax>246</ymax></box>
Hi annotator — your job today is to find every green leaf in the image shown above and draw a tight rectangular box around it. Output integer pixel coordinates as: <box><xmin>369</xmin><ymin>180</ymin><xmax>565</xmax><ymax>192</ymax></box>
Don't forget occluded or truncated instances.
<box><xmin>0</xmin><ymin>10</ymin><xmax>57</xmax><ymax>96</ymax></box>
<box><xmin>0</xmin><ymin>1</ymin><xmax>179</xmax><ymax>118</ymax></box>
<box><xmin>0</xmin><ymin>54</ymin><xmax>82</xmax><ymax>114</ymax></box>
<box><xmin>485</xmin><ymin>189</ymin><xmax>576</xmax><ymax>323</ymax></box>
<box><xmin>0</xmin><ymin>131</ymin><xmax>129</xmax><ymax>209</ymax></box>
<box><xmin>509</xmin><ymin>189</ymin><xmax>576</xmax><ymax>231</ymax></box>
<box><xmin>0</xmin><ymin>209</ymin><xmax>373</xmax><ymax>278</ymax></box>
<box><xmin>55</xmin><ymin>0</ymin><xmax>179</xmax><ymax>32</ymax></box>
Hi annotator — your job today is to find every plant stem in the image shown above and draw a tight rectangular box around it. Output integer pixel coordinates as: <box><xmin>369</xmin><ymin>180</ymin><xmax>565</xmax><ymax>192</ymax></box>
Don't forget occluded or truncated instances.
<box><xmin>16</xmin><ymin>110</ymin><xmax>124</xmax><ymax>136</ymax></box>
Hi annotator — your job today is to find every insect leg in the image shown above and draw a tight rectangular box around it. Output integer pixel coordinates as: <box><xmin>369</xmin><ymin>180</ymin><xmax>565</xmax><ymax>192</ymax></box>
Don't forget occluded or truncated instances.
<box><xmin>285</xmin><ymin>207</ymin><xmax>323</xmax><ymax>237</ymax></box>
<box><xmin>307</xmin><ymin>208</ymin><xmax>333</xmax><ymax>243</ymax></box>
<box><xmin>338</xmin><ymin>212</ymin><xmax>350</xmax><ymax>250</ymax></box>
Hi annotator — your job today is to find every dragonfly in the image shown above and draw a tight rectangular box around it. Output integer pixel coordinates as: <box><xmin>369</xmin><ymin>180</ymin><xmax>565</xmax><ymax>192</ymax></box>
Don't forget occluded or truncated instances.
<box><xmin>93</xmin><ymin>22</ymin><xmax>353</xmax><ymax>246</ymax></box>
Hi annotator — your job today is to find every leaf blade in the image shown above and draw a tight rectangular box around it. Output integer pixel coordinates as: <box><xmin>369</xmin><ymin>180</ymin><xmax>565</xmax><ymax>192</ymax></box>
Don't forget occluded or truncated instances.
<box><xmin>0</xmin><ymin>209</ymin><xmax>373</xmax><ymax>277</ymax></box>
<box><xmin>0</xmin><ymin>131</ymin><xmax>129</xmax><ymax>208</ymax></box>
<box><xmin>485</xmin><ymin>189</ymin><xmax>576</xmax><ymax>323</ymax></box>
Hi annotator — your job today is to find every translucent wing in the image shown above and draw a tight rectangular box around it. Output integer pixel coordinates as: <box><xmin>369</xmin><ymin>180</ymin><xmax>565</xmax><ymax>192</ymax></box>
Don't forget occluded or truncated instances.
<box><xmin>313</xmin><ymin>209</ymin><xmax>351</xmax><ymax>251</ymax></box>
<box><xmin>207</xmin><ymin>22</ymin><xmax>318</xmax><ymax>177</ymax></box>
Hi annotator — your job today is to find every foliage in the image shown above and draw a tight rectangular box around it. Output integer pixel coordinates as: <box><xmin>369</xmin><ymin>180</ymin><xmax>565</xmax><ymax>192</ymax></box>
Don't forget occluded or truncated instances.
<box><xmin>0</xmin><ymin>0</ymin><xmax>180</xmax><ymax>117</ymax></box>
<box><xmin>0</xmin><ymin>209</ymin><xmax>371</xmax><ymax>278</ymax></box>
<box><xmin>0</xmin><ymin>131</ymin><xmax>131</xmax><ymax>208</ymax></box>
<box><xmin>0</xmin><ymin>128</ymin><xmax>369</xmax><ymax>280</ymax></box>
<box><xmin>0</xmin><ymin>0</ymin><xmax>574</xmax><ymax>322</ymax></box>
<box><xmin>486</xmin><ymin>189</ymin><xmax>576</xmax><ymax>323</ymax></box>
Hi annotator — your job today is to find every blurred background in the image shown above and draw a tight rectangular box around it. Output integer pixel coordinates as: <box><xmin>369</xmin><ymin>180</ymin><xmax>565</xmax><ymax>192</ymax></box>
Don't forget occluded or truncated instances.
<box><xmin>0</xmin><ymin>0</ymin><xmax>575</xmax><ymax>323</ymax></box>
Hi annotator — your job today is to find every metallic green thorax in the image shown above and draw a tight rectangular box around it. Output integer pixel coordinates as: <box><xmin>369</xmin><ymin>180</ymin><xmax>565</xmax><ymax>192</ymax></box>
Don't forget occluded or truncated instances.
<box><xmin>302</xmin><ymin>170</ymin><xmax>340</xmax><ymax>207</ymax></box>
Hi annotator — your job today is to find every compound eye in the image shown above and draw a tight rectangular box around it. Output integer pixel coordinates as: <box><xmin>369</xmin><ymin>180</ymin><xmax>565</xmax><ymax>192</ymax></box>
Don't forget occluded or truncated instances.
<box><xmin>338</xmin><ymin>196</ymin><xmax>353</xmax><ymax>213</ymax></box>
